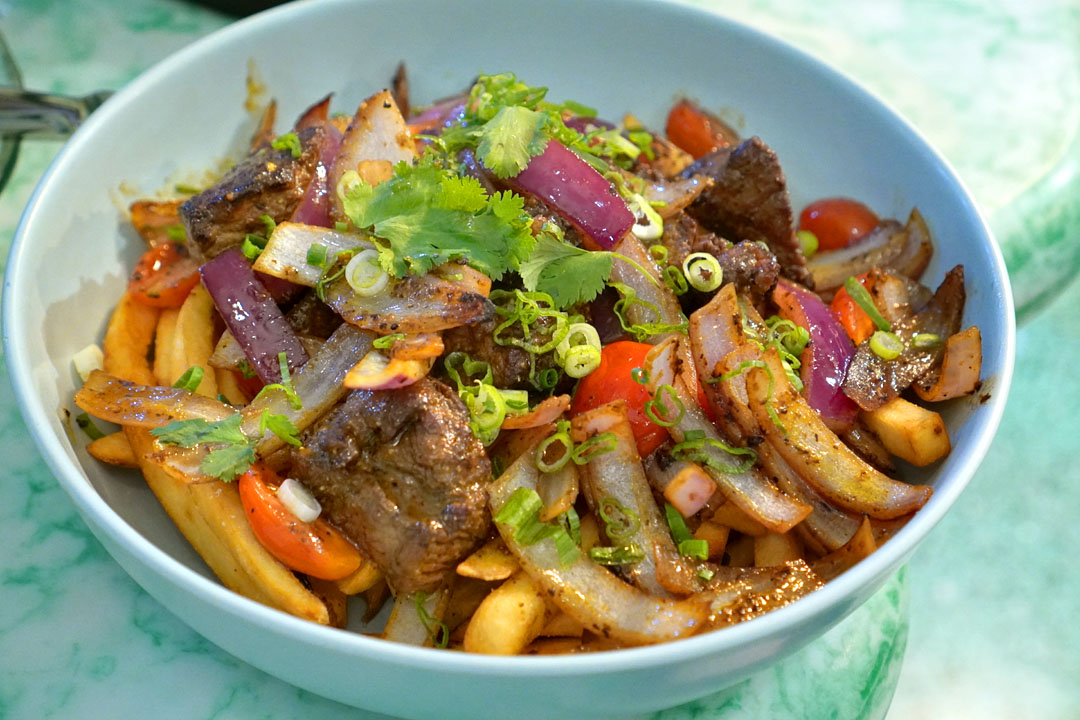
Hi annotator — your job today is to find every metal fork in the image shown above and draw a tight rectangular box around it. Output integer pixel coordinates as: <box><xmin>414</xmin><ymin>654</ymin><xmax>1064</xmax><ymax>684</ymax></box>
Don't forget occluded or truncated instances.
<box><xmin>0</xmin><ymin>86</ymin><xmax>112</xmax><ymax>138</ymax></box>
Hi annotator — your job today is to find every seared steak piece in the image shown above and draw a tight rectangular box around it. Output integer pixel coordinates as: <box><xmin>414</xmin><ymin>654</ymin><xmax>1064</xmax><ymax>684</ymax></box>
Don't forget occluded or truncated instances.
<box><xmin>682</xmin><ymin>137</ymin><xmax>811</xmax><ymax>287</ymax></box>
<box><xmin>442</xmin><ymin>314</ymin><xmax>560</xmax><ymax>390</ymax></box>
<box><xmin>291</xmin><ymin>378</ymin><xmax>491</xmax><ymax>595</ymax></box>
<box><xmin>179</xmin><ymin>125</ymin><xmax>323</xmax><ymax>262</ymax></box>
<box><xmin>661</xmin><ymin>213</ymin><xmax>780</xmax><ymax>304</ymax></box>
<box><xmin>285</xmin><ymin>291</ymin><xmax>343</xmax><ymax>340</ymax></box>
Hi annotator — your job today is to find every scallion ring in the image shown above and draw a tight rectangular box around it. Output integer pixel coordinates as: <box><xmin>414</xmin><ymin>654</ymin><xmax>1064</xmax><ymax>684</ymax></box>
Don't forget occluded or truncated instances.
<box><xmin>648</xmin><ymin>244</ymin><xmax>669</xmax><ymax>264</ymax></box>
<box><xmin>562</xmin><ymin>345</ymin><xmax>601</xmax><ymax>378</ymax></box>
<box><xmin>663</xmin><ymin>264</ymin><xmax>689</xmax><ymax>295</ymax></box>
<box><xmin>869</xmin><ymin>330</ymin><xmax>904</xmax><ymax>360</ymax></box>
<box><xmin>644</xmin><ymin>383</ymin><xmax>686</xmax><ymax>427</ymax></box>
<box><xmin>345</xmin><ymin>248</ymin><xmax>390</xmax><ymax>297</ymax></box>
<box><xmin>682</xmin><ymin>252</ymin><xmax>723</xmax><ymax>293</ymax></box>
<box><xmin>535</xmin><ymin>427</ymin><xmax>573</xmax><ymax>473</ymax></box>
<box><xmin>571</xmin><ymin>432</ymin><xmax>618</xmax><ymax>465</ymax></box>
<box><xmin>912</xmin><ymin>332</ymin><xmax>942</xmax><ymax>349</ymax></box>
<box><xmin>628</xmin><ymin>192</ymin><xmax>664</xmax><ymax>241</ymax></box>
<box><xmin>598</xmin><ymin>497</ymin><xmax>641</xmax><ymax>542</ymax></box>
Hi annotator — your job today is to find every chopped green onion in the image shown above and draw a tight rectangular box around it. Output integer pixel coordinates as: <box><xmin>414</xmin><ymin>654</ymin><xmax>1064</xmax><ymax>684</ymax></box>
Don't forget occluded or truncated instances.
<box><xmin>236</xmin><ymin>359</ymin><xmax>257</xmax><ymax>380</ymax></box>
<box><xmin>175</xmin><ymin>183</ymin><xmax>201</xmax><ymax>194</ymax></box>
<box><xmin>373</xmin><ymin>333</ymin><xmax>406</xmax><ymax>349</ymax></box>
<box><xmin>644</xmin><ymin>383</ymin><xmax>686</xmax><ymax>427</ymax></box>
<box><xmin>536</xmin><ymin>367</ymin><xmax>561</xmax><ymax>390</ymax></box>
<box><xmin>345</xmin><ymin>248</ymin><xmax>390</xmax><ymax>297</ymax></box>
<box><xmin>258</xmin><ymin>214</ymin><xmax>276</xmax><ymax>237</ymax></box>
<box><xmin>333</xmin><ymin>221</ymin><xmax>350</xmax><ymax>232</ymax></box>
<box><xmin>648</xmin><ymin>244</ymin><xmax>669</xmax><ymax>264</ymax></box>
<box><xmin>843</xmin><ymin>276</ymin><xmax>891</xmax><ymax>331</ymax></box>
<box><xmin>172</xmin><ymin>366</ymin><xmax>204</xmax><ymax>392</ymax></box>
<box><xmin>413</xmin><ymin>592</ymin><xmax>449</xmax><ymax>649</ymax></box>
<box><xmin>75</xmin><ymin>412</ymin><xmax>105</xmax><ymax>441</ymax></box>
<box><xmin>796</xmin><ymin>229</ymin><xmax>819</xmax><ymax>258</ymax></box>
<box><xmin>462</xmin><ymin>382</ymin><xmax>508</xmax><ymax>446</ymax></box>
<box><xmin>271</xmin><ymin>132</ymin><xmax>302</xmax><ymax>158</ymax></box>
<box><xmin>682</xmin><ymin>252</ymin><xmax>723</xmax><ymax>293</ymax></box>
<box><xmin>165</xmin><ymin>224</ymin><xmax>186</xmax><ymax>242</ymax></box>
<box><xmin>609</xmin><ymin>281</ymin><xmax>688</xmax><ymax>340</ymax></box>
<box><xmin>535</xmin><ymin>423</ymin><xmax>573</xmax><ymax>473</ymax></box>
<box><xmin>562</xmin><ymin>345</ymin><xmax>601</xmax><ymax>378</ymax></box>
<box><xmin>558</xmin><ymin>507</ymin><xmax>582</xmax><ymax>547</ymax></box>
<box><xmin>571</xmin><ymin>432</ymin><xmax>618</xmax><ymax>465</ymax></box>
<box><xmin>912</xmin><ymin>332</ymin><xmax>942</xmax><ymax>349</ymax></box>
<box><xmin>631</xmin><ymin>367</ymin><xmax>650</xmax><ymax>386</ymax></box>
<box><xmin>494</xmin><ymin>487</ymin><xmax>580</xmax><ymax>567</ymax></box>
<box><xmin>663</xmin><ymin>265</ymin><xmax>689</xmax><ymax>296</ymax></box>
<box><xmin>628</xmin><ymin>192</ymin><xmax>664</xmax><ymax>241</ymax></box>
<box><xmin>670</xmin><ymin>431</ymin><xmax>758</xmax><ymax>474</ymax></box>
<box><xmin>597</xmin><ymin>497</ymin><xmax>641</xmax><ymax>542</ymax></box>
<box><xmin>241</xmin><ymin>234</ymin><xmax>266</xmax><ymax>260</ymax></box>
<box><xmin>696</xmin><ymin>566</ymin><xmax>715</xmax><ymax>583</ymax></box>
<box><xmin>217</xmin><ymin>394</ymin><xmax>231</xmax><ymax>405</ymax></box>
<box><xmin>678</xmin><ymin>539</ymin><xmax>709</xmax><ymax>561</ymax></box>
<box><xmin>664</xmin><ymin>503</ymin><xmax>694</xmax><ymax>545</ymax></box>
<box><xmin>252</xmin><ymin>352</ymin><xmax>302</xmax><ymax>410</ymax></box>
<box><xmin>306</xmin><ymin>243</ymin><xmax>328</xmax><ymax>268</ymax></box>
<box><xmin>588</xmin><ymin>543</ymin><xmax>645</xmax><ymax>566</ymax></box>
<box><xmin>444</xmin><ymin>352</ymin><xmax>494</xmax><ymax>392</ymax></box>
<box><xmin>869</xmin><ymin>330</ymin><xmax>904</xmax><ymax>360</ymax></box>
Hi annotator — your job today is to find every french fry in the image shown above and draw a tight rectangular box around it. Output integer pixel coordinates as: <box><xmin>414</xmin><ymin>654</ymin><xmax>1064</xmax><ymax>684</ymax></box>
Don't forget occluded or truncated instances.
<box><xmin>754</xmin><ymin>531</ymin><xmax>804</xmax><ymax>568</ymax></box>
<box><xmin>336</xmin><ymin>559</ymin><xmax>384</xmax><ymax>596</ymax></box>
<box><xmin>215</xmin><ymin>367</ymin><xmax>249</xmax><ymax>406</ymax></box>
<box><xmin>87</xmin><ymin>431</ymin><xmax>138</xmax><ymax>468</ymax></box>
<box><xmin>168</xmin><ymin>284</ymin><xmax>219</xmax><ymax>398</ymax></box>
<box><xmin>540</xmin><ymin>611</ymin><xmax>585</xmax><ymax>638</ymax></box>
<box><xmin>152</xmin><ymin>308</ymin><xmax>179</xmax><ymax>385</ymax></box>
<box><xmin>456</xmin><ymin>537</ymin><xmax>519</xmax><ymax>581</ymax></box>
<box><xmin>861</xmin><ymin>396</ymin><xmax>951</xmax><ymax>467</ymax></box>
<box><xmin>711</xmin><ymin>501</ymin><xmax>767</xmax><ymax>537</ymax></box>
<box><xmin>811</xmin><ymin>516</ymin><xmax>876</xmax><ymax>581</ymax></box>
<box><xmin>444</xmin><ymin>577</ymin><xmax>495</xmax><ymax>634</ymax></box>
<box><xmin>693</xmin><ymin>520</ymin><xmax>730</xmax><ymax>560</ymax></box>
<box><xmin>724</xmin><ymin>533</ymin><xmax>755</xmax><ymax>567</ymax></box>
<box><xmin>103</xmin><ymin>291</ymin><xmax>159</xmax><ymax>385</ymax></box>
<box><xmin>463</xmin><ymin>571</ymin><xmax>548</xmax><ymax>655</ymax></box>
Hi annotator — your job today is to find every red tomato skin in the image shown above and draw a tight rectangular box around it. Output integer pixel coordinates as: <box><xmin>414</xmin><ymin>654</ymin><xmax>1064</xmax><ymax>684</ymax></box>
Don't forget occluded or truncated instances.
<box><xmin>570</xmin><ymin>341</ymin><xmax>668</xmax><ymax>457</ymax></box>
<box><xmin>798</xmin><ymin>198</ymin><xmax>879</xmax><ymax>252</ymax></box>
<box><xmin>127</xmin><ymin>242</ymin><xmax>201</xmax><ymax>308</ymax></box>
<box><xmin>237</xmin><ymin>467</ymin><xmax>362</xmax><ymax>581</ymax></box>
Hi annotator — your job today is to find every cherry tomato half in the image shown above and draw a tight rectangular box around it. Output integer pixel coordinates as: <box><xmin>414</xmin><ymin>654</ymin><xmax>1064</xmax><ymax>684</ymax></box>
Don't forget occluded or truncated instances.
<box><xmin>665</xmin><ymin>99</ymin><xmax>736</xmax><ymax>159</ymax></box>
<box><xmin>127</xmin><ymin>242</ymin><xmax>201</xmax><ymax>308</ymax></box>
<box><xmin>798</xmin><ymin>198</ymin><xmax>879</xmax><ymax>252</ymax></box>
<box><xmin>238</xmin><ymin>466</ymin><xmax>363</xmax><ymax>581</ymax></box>
<box><xmin>570</xmin><ymin>341</ymin><xmax>668</xmax><ymax>457</ymax></box>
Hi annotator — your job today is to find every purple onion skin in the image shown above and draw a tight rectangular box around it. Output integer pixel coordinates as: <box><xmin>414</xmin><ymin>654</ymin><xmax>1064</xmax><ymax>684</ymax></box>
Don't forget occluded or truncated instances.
<box><xmin>291</xmin><ymin>124</ymin><xmax>343</xmax><ymax>229</ymax></box>
<box><xmin>563</xmin><ymin>116</ymin><xmax>616</xmax><ymax>133</ymax></box>
<box><xmin>512</xmin><ymin>140</ymin><xmax>633</xmax><ymax>250</ymax></box>
<box><xmin>200</xmin><ymin>249</ymin><xmax>308</xmax><ymax>384</ymax></box>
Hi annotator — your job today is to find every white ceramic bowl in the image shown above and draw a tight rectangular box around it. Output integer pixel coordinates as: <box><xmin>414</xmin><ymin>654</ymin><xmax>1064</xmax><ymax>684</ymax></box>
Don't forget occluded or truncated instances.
<box><xmin>2</xmin><ymin>0</ymin><xmax>1014</xmax><ymax>717</ymax></box>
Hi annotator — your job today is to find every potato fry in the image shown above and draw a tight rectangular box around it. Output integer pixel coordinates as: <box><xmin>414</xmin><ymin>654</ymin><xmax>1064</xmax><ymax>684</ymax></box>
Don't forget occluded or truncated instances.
<box><xmin>87</xmin><ymin>431</ymin><xmax>137</xmax><ymax>468</ymax></box>
<box><xmin>152</xmin><ymin>308</ymin><xmax>179</xmax><ymax>386</ymax></box>
<box><xmin>168</xmin><ymin>284</ymin><xmax>219</xmax><ymax>398</ymax></box>
<box><xmin>306</xmin><ymin>576</ymin><xmax>349</xmax><ymax>629</ymax></box>
<box><xmin>456</xmin><ymin>537</ymin><xmax>519</xmax><ymax>581</ymax></box>
<box><xmin>444</xmin><ymin>577</ymin><xmax>496</xmax><ymax>634</ymax></box>
<box><xmin>811</xmin><ymin>516</ymin><xmax>876</xmax><ymax>581</ymax></box>
<box><xmin>540</xmin><ymin>611</ymin><xmax>585</xmax><ymax>638</ymax></box>
<box><xmin>103</xmin><ymin>291</ymin><xmax>159</xmax><ymax>385</ymax></box>
<box><xmin>724</xmin><ymin>533</ymin><xmax>755</xmax><ymax>567</ymax></box>
<box><xmin>463</xmin><ymin>571</ymin><xmax>548</xmax><ymax>655</ymax></box>
<box><xmin>861</xmin><ymin>396</ymin><xmax>950</xmax><ymax>467</ymax></box>
<box><xmin>710</xmin><ymin>501</ymin><xmax>767</xmax><ymax>537</ymax></box>
<box><xmin>336</xmin><ymin>559</ymin><xmax>384</xmax><ymax>596</ymax></box>
<box><xmin>215</xmin><ymin>367</ymin><xmax>249</xmax><ymax>406</ymax></box>
<box><xmin>523</xmin><ymin>637</ymin><xmax>586</xmax><ymax>655</ymax></box>
<box><xmin>693</xmin><ymin>520</ymin><xmax>730</xmax><ymax>560</ymax></box>
<box><xmin>754</xmin><ymin>531</ymin><xmax>804</xmax><ymax>568</ymax></box>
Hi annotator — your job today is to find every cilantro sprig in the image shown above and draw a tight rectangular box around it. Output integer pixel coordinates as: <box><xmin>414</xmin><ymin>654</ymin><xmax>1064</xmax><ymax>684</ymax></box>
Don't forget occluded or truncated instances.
<box><xmin>340</xmin><ymin>161</ymin><xmax>535</xmax><ymax>280</ymax></box>
<box><xmin>151</xmin><ymin>410</ymin><xmax>301</xmax><ymax>482</ymax></box>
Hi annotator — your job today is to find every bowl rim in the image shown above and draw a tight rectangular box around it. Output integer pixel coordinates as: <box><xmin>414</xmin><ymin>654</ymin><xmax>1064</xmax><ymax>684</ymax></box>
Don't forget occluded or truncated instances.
<box><xmin>2</xmin><ymin>0</ymin><xmax>1016</xmax><ymax>678</ymax></box>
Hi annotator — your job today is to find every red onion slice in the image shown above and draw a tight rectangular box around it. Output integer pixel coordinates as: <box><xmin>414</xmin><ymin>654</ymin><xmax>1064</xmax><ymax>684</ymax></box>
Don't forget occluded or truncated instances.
<box><xmin>773</xmin><ymin>279</ymin><xmax>858</xmax><ymax>431</ymax></box>
<box><xmin>199</xmin><ymin>248</ymin><xmax>308</xmax><ymax>384</ymax></box>
<box><xmin>511</xmin><ymin>140</ymin><xmax>633</xmax><ymax>250</ymax></box>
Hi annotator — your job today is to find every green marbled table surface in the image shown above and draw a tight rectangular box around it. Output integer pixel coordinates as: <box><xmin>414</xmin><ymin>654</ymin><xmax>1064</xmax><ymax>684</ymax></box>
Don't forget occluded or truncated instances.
<box><xmin>0</xmin><ymin>1</ymin><xmax>1076</xmax><ymax>718</ymax></box>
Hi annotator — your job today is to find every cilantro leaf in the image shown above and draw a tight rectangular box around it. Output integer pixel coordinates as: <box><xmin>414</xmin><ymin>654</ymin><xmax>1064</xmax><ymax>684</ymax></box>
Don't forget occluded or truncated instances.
<box><xmin>151</xmin><ymin>414</ymin><xmax>257</xmax><ymax>482</ymax></box>
<box><xmin>518</xmin><ymin>234</ymin><xmax>613</xmax><ymax>309</ymax></box>
<box><xmin>341</xmin><ymin>162</ymin><xmax>535</xmax><ymax>280</ymax></box>
<box><xmin>477</xmin><ymin>106</ymin><xmax>549</xmax><ymax>178</ymax></box>
<box><xmin>150</xmin><ymin>413</ymin><xmax>248</xmax><ymax>448</ymax></box>
<box><xmin>259</xmin><ymin>411</ymin><xmax>301</xmax><ymax>447</ymax></box>
<box><xmin>201</xmin><ymin>443</ymin><xmax>256</xmax><ymax>482</ymax></box>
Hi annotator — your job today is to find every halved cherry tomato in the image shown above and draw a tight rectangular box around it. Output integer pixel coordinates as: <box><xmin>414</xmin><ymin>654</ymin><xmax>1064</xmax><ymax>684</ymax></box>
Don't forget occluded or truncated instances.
<box><xmin>127</xmin><ymin>242</ymin><xmax>201</xmax><ymax>308</ymax></box>
<box><xmin>237</xmin><ymin>465</ymin><xmax>363</xmax><ymax>581</ymax></box>
<box><xmin>665</xmin><ymin>99</ymin><xmax>736</xmax><ymax>159</ymax></box>
<box><xmin>798</xmin><ymin>198</ymin><xmax>879</xmax><ymax>252</ymax></box>
<box><xmin>829</xmin><ymin>272</ymin><xmax>876</xmax><ymax>344</ymax></box>
<box><xmin>570</xmin><ymin>341</ymin><xmax>668</xmax><ymax>457</ymax></box>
